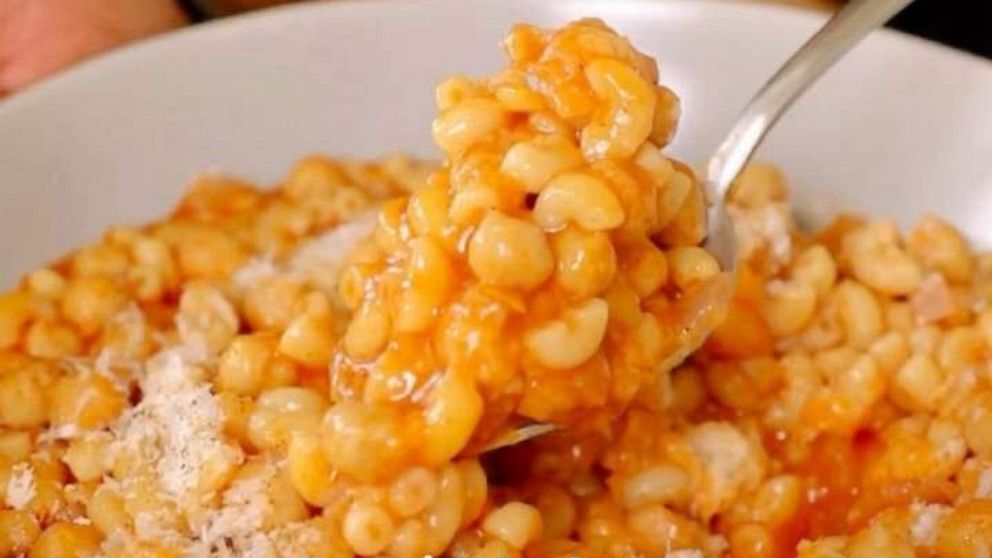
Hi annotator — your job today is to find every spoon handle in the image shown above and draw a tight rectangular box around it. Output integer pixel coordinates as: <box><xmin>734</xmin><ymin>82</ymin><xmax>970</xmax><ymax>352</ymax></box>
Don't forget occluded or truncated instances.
<box><xmin>706</xmin><ymin>0</ymin><xmax>915</xmax><ymax>195</ymax></box>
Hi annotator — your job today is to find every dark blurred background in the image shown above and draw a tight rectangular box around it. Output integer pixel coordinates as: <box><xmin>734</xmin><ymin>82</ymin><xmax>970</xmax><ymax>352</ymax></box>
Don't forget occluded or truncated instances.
<box><xmin>887</xmin><ymin>0</ymin><xmax>991</xmax><ymax>58</ymax></box>
<box><xmin>183</xmin><ymin>0</ymin><xmax>992</xmax><ymax>59</ymax></box>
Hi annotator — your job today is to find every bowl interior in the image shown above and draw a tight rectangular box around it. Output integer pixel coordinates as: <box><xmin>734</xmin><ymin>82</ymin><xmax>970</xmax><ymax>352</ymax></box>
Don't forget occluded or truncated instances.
<box><xmin>2</xmin><ymin>0</ymin><xmax>991</xmax><ymax>288</ymax></box>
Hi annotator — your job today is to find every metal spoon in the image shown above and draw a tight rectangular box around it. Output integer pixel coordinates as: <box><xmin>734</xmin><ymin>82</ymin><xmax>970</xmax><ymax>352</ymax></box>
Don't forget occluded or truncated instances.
<box><xmin>705</xmin><ymin>0</ymin><xmax>914</xmax><ymax>273</ymax></box>
<box><xmin>486</xmin><ymin>0</ymin><xmax>914</xmax><ymax>452</ymax></box>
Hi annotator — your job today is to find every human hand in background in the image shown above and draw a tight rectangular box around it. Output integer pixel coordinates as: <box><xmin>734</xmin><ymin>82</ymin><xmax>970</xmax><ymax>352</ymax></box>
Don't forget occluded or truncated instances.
<box><xmin>0</xmin><ymin>0</ymin><xmax>188</xmax><ymax>96</ymax></box>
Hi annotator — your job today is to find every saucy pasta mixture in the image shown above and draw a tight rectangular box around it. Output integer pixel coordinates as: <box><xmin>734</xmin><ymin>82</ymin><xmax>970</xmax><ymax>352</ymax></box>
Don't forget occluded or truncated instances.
<box><xmin>2</xmin><ymin>19</ymin><xmax>992</xmax><ymax>558</ymax></box>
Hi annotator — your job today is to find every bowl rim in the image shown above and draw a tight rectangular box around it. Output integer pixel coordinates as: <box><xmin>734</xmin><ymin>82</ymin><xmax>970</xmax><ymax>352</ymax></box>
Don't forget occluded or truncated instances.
<box><xmin>2</xmin><ymin>0</ymin><xmax>990</xmax><ymax>122</ymax></box>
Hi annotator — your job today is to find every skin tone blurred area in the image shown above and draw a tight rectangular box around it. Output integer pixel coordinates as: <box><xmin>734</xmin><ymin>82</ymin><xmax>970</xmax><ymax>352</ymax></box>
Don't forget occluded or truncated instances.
<box><xmin>0</xmin><ymin>0</ymin><xmax>187</xmax><ymax>95</ymax></box>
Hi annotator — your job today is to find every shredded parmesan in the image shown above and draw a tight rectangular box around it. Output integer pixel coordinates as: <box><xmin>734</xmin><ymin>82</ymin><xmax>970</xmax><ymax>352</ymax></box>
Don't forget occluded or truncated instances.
<box><xmin>190</xmin><ymin>461</ymin><xmax>278</xmax><ymax>558</ymax></box>
<box><xmin>728</xmin><ymin>203</ymin><xmax>793</xmax><ymax>266</ymax></box>
<box><xmin>96</xmin><ymin>305</ymin><xmax>149</xmax><ymax>382</ymax></box>
<box><xmin>109</xmin><ymin>304</ymin><xmax>149</xmax><ymax>353</ymax></box>
<box><xmin>909</xmin><ymin>503</ymin><xmax>950</xmax><ymax>546</ymax></box>
<box><xmin>665</xmin><ymin>550</ymin><xmax>705</xmax><ymax>558</ymax></box>
<box><xmin>110</xmin><ymin>349</ymin><xmax>242</xmax><ymax>507</ymax></box>
<box><xmin>290</xmin><ymin>211</ymin><xmax>377</xmax><ymax>294</ymax></box>
<box><xmin>270</xmin><ymin>522</ymin><xmax>327</xmax><ymax>558</ymax></box>
<box><xmin>94</xmin><ymin>349</ymin><xmax>114</xmax><ymax>379</ymax></box>
<box><xmin>977</xmin><ymin>468</ymin><xmax>992</xmax><ymax>499</ymax></box>
<box><xmin>129</xmin><ymin>508</ymin><xmax>187</xmax><ymax>547</ymax></box>
<box><xmin>38</xmin><ymin>422</ymin><xmax>80</xmax><ymax>443</ymax></box>
<box><xmin>5</xmin><ymin>462</ymin><xmax>35</xmax><ymax>510</ymax></box>
<box><xmin>233</xmin><ymin>257</ymin><xmax>280</xmax><ymax>292</ymax></box>
<box><xmin>686</xmin><ymin>422</ymin><xmax>765</xmax><ymax>519</ymax></box>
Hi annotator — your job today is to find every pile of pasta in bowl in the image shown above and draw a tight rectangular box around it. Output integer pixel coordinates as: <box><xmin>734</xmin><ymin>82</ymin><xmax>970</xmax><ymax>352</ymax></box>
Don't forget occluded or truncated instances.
<box><xmin>2</xmin><ymin>19</ymin><xmax>992</xmax><ymax>558</ymax></box>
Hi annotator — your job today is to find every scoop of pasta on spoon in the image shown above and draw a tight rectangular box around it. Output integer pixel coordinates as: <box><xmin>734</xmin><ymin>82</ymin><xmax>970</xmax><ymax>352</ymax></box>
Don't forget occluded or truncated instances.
<box><xmin>488</xmin><ymin>0</ymin><xmax>914</xmax><ymax>451</ymax></box>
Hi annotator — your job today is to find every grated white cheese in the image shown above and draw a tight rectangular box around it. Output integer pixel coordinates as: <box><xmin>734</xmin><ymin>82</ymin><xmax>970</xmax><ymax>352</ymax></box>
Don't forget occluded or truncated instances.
<box><xmin>665</xmin><ymin>550</ymin><xmax>704</xmax><ymax>558</ymax></box>
<box><xmin>175</xmin><ymin>286</ymin><xmax>239</xmax><ymax>364</ymax></box>
<box><xmin>289</xmin><ymin>210</ymin><xmax>377</xmax><ymax>295</ymax></box>
<box><xmin>728</xmin><ymin>203</ymin><xmax>793</xmax><ymax>266</ymax></box>
<box><xmin>686</xmin><ymin>422</ymin><xmax>764</xmax><ymax>519</ymax></box>
<box><xmin>190</xmin><ymin>460</ymin><xmax>277</xmax><ymax>558</ymax></box>
<box><xmin>94</xmin><ymin>349</ymin><xmax>114</xmax><ymax>380</ymax></box>
<box><xmin>270</xmin><ymin>521</ymin><xmax>326</xmax><ymax>558</ymax></box>
<box><xmin>91</xmin><ymin>349</ymin><xmax>143</xmax><ymax>395</ymax></box>
<box><xmin>130</xmin><ymin>508</ymin><xmax>187</xmax><ymax>547</ymax></box>
<box><xmin>109</xmin><ymin>303</ymin><xmax>149</xmax><ymax>353</ymax></box>
<box><xmin>111</xmin><ymin>349</ymin><xmax>242</xmax><ymax>507</ymax></box>
<box><xmin>232</xmin><ymin>257</ymin><xmax>280</xmax><ymax>292</ymax></box>
<box><xmin>240</xmin><ymin>534</ymin><xmax>278</xmax><ymax>558</ymax></box>
<box><xmin>5</xmin><ymin>462</ymin><xmax>35</xmax><ymax>510</ymax></box>
<box><xmin>977</xmin><ymin>468</ymin><xmax>992</xmax><ymax>499</ymax></box>
<box><xmin>97</xmin><ymin>304</ymin><xmax>149</xmax><ymax>382</ymax></box>
<box><xmin>38</xmin><ymin>422</ymin><xmax>80</xmax><ymax>443</ymax></box>
<box><xmin>909</xmin><ymin>503</ymin><xmax>950</xmax><ymax>546</ymax></box>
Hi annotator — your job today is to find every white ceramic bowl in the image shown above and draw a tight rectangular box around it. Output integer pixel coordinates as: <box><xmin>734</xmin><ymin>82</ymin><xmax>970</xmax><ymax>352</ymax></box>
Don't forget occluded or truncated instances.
<box><xmin>2</xmin><ymin>0</ymin><xmax>991</xmax><ymax>288</ymax></box>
